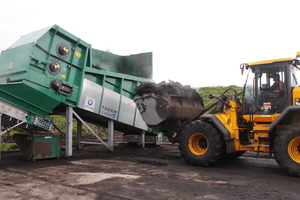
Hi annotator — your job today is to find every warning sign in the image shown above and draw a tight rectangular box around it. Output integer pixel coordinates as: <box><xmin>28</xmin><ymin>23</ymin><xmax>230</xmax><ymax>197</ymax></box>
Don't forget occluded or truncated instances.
<box><xmin>263</xmin><ymin>102</ymin><xmax>271</xmax><ymax>110</ymax></box>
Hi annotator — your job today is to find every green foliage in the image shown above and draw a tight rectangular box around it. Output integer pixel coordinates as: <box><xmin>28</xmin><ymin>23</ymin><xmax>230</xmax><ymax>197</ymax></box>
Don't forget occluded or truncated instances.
<box><xmin>48</xmin><ymin>115</ymin><xmax>107</xmax><ymax>138</ymax></box>
<box><xmin>9</xmin><ymin>128</ymin><xmax>29</xmax><ymax>136</ymax></box>
<box><xmin>195</xmin><ymin>85</ymin><xmax>243</xmax><ymax>107</ymax></box>
<box><xmin>0</xmin><ymin>142</ymin><xmax>17</xmax><ymax>151</ymax></box>
<box><xmin>0</xmin><ymin>128</ymin><xmax>29</xmax><ymax>151</ymax></box>
<box><xmin>49</xmin><ymin>115</ymin><xmax>78</xmax><ymax>134</ymax></box>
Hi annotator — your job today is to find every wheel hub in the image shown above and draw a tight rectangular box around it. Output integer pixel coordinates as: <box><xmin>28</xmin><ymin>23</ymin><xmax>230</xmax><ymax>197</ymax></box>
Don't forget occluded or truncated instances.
<box><xmin>288</xmin><ymin>136</ymin><xmax>300</xmax><ymax>164</ymax></box>
<box><xmin>199</xmin><ymin>138</ymin><xmax>208</xmax><ymax>149</ymax></box>
<box><xmin>188</xmin><ymin>133</ymin><xmax>209</xmax><ymax>155</ymax></box>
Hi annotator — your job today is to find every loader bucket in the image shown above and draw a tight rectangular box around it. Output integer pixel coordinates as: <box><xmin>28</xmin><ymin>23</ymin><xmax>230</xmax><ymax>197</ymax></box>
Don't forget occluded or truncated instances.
<box><xmin>134</xmin><ymin>92</ymin><xmax>204</xmax><ymax>131</ymax></box>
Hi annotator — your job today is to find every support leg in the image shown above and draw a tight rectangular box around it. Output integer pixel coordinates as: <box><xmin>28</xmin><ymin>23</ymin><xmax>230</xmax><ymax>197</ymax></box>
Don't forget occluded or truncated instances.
<box><xmin>107</xmin><ymin>120</ymin><xmax>114</xmax><ymax>151</ymax></box>
<box><xmin>140</xmin><ymin>131</ymin><xmax>145</xmax><ymax>148</ymax></box>
<box><xmin>66</xmin><ymin>106</ymin><xmax>73</xmax><ymax>157</ymax></box>
<box><xmin>77</xmin><ymin>119</ymin><xmax>82</xmax><ymax>149</ymax></box>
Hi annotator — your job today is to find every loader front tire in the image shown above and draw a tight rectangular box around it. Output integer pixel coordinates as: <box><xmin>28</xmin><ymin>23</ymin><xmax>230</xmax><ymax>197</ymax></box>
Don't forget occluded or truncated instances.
<box><xmin>179</xmin><ymin>120</ymin><xmax>225</xmax><ymax>167</ymax></box>
<box><xmin>273</xmin><ymin>122</ymin><xmax>300</xmax><ymax>177</ymax></box>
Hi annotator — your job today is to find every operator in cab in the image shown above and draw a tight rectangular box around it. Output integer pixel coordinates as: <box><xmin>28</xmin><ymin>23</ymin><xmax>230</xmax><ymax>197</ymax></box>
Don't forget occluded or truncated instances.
<box><xmin>269</xmin><ymin>74</ymin><xmax>283</xmax><ymax>98</ymax></box>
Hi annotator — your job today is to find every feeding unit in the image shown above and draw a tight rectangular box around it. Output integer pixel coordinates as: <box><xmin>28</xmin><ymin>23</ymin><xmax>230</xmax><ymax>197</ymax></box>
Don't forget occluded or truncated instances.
<box><xmin>0</xmin><ymin>25</ymin><xmax>155</xmax><ymax>158</ymax></box>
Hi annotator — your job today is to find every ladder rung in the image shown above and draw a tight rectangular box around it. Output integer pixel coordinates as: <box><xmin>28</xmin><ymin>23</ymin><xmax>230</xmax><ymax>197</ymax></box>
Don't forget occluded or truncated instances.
<box><xmin>258</xmin><ymin>135</ymin><xmax>269</xmax><ymax>138</ymax></box>
<box><xmin>258</xmin><ymin>144</ymin><xmax>269</xmax><ymax>147</ymax></box>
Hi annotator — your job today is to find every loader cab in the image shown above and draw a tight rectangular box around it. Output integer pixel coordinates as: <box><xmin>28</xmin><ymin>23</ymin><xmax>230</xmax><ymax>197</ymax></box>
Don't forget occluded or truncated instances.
<box><xmin>241</xmin><ymin>58</ymin><xmax>299</xmax><ymax>116</ymax></box>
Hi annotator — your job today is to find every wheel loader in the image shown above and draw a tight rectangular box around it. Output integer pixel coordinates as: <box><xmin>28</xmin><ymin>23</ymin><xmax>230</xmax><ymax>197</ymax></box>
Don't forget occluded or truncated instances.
<box><xmin>133</xmin><ymin>54</ymin><xmax>300</xmax><ymax>177</ymax></box>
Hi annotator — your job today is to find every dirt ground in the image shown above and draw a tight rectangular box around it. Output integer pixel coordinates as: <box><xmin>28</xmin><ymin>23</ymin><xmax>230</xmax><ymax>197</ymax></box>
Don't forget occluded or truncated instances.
<box><xmin>0</xmin><ymin>142</ymin><xmax>299</xmax><ymax>200</ymax></box>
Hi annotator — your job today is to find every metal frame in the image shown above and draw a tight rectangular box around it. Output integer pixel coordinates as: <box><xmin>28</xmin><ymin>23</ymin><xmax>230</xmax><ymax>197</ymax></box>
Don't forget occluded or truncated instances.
<box><xmin>0</xmin><ymin>105</ymin><xmax>147</xmax><ymax>160</ymax></box>
<box><xmin>65</xmin><ymin>106</ymin><xmax>115</xmax><ymax>157</ymax></box>
<box><xmin>0</xmin><ymin>121</ymin><xmax>26</xmax><ymax>136</ymax></box>
<box><xmin>140</xmin><ymin>131</ymin><xmax>145</xmax><ymax>148</ymax></box>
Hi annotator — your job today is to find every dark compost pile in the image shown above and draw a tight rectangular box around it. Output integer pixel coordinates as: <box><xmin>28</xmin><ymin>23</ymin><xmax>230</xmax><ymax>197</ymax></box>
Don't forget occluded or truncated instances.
<box><xmin>134</xmin><ymin>80</ymin><xmax>203</xmax><ymax>102</ymax></box>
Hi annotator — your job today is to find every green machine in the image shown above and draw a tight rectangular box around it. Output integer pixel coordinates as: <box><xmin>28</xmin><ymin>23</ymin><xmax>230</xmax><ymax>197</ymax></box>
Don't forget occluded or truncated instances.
<box><xmin>0</xmin><ymin>25</ymin><xmax>155</xmax><ymax>157</ymax></box>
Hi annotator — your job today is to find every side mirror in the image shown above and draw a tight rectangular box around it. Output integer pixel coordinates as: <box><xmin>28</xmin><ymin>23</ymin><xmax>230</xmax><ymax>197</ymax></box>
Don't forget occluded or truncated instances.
<box><xmin>240</xmin><ymin>64</ymin><xmax>245</xmax><ymax>75</ymax></box>
<box><xmin>240</xmin><ymin>63</ymin><xmax>249</xmax><ymax>75</ymax></box>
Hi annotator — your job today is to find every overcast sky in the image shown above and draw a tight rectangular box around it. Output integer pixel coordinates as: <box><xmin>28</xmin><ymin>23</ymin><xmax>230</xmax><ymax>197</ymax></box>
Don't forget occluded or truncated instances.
<box><xmin>1</xmin><ymin>0</ymin><xmax>300</xmax><ymax>87</ymax></box>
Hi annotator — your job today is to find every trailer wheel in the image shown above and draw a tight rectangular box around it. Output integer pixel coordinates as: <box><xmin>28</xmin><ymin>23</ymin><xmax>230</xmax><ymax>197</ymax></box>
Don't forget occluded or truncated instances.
<box><xmin>273</xmin><ymin>122</ymin><xmax>300</xmax><ymax>177</ymax></box>
<box><xmin>179</xmin><ymin>120</ymin><xmax>225</xmax><ymax>167</ymax></box>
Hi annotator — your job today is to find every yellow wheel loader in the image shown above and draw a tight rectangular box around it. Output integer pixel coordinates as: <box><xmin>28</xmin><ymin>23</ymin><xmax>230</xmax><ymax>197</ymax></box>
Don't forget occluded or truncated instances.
<box><xmin>134</xmin><ymin>54</ymin><xmax>300</xmax><ymax>177</ymax></box>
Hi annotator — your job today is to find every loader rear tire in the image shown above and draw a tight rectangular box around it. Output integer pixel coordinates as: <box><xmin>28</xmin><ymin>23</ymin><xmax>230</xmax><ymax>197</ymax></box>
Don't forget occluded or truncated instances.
<box><xmin>179</xmin><ymin>120</ymin><xmax>225</xmax><ymax>167</ymax></box>
<box><xmin>273</xmin><ymin>122</ymin><xmax>300</xmax><ymax>177</ymax></box>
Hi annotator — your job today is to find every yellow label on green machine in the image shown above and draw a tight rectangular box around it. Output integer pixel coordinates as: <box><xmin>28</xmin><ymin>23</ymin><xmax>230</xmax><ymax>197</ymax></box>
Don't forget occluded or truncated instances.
<box><xmin>75</xmin><ymin>51</ymin><xmax>81</xmax><ymax>58</ymax></box>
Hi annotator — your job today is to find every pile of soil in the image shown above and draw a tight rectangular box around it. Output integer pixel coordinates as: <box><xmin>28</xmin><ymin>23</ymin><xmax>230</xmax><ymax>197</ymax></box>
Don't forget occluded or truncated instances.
<box><xmin>134</xmin><ymin>80</ymin><xmax>203</xmax><ymax>101</ymax></box>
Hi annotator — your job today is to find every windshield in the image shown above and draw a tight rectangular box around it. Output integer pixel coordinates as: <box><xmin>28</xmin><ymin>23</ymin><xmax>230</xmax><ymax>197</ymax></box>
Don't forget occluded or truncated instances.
<box><xmin>243</xmin><ymin>62</ymin><xmax>287</xmax><ymax>115</ymax></box>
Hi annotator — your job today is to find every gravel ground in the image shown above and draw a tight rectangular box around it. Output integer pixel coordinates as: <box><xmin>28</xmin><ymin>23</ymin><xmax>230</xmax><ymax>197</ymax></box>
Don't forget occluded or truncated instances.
<box><xmin>0</xmin><ymin>143</ymin><xmax>299</xmax><ymax>200</ymax></box>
